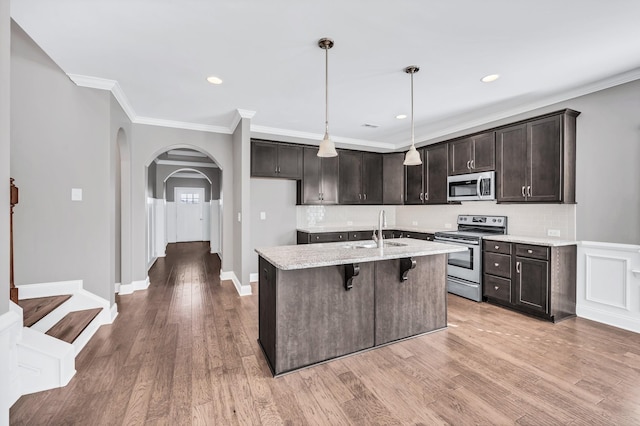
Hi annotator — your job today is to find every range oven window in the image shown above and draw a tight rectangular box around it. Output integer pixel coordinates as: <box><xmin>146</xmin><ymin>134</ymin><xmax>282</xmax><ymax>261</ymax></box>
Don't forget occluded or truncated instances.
<box><xmin>448</xmin><ymin>246</ymin><xmax>474</xmax><ymax>269</ymax></box>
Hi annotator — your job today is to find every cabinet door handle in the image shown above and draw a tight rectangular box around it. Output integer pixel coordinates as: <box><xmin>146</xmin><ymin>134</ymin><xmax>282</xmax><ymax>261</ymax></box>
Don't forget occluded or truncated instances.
<box><xmin>516</xmin><ymin>261</ymin><xmax>521</xmax><ymax>273</ymax></box>
<box><xmin>358</xmin><ymin>193</ymin><xmax>362</xmax><ymax>200</ymax></box>
<box><xmin>527</xmin><ymin>186</ymin><xmax>532</xmax><ymax>197</ymax></box>
<box><xmin>494</xmin><ymin>245</ymin><xmax>500</xmax><ymax>250</ymax></box>
<box><xmin>494</xmin><ymin>285</ymin><xmax>499</xmax><ymax>290</ymax></box>
<box><xmin>363</xmin><ymin>193</ymin><xmax>367</xmax><ymax>200</ymax></box>
<box><xmin>467</xmin><ymin>160</ymin><xmax>471</xmax><ymax>169</ymax></box>
<box><xmin>339</xmin><ymin>235</ymin><xmax>343</xmax><ymax>239</ymax></box>
<box><xmin>425</xmin><ymin>192</ymin><xmax>429</xmax><ymax>201</ymax></box>
<box><xmin>527</xmin><ymin>249</ymin><xmax>533</xmax><ymax>254</ymax></box>
<box><xmin>521</xmin><ymin>186</ymin><xmax>526</xmax><ymax>197</ymax></box>
<box><xmin>419</xmin><ymin>193</ymin><xmax>424</xmax><ymax>201</ymax></box>
<box><xmin>471</xmin><ymin>159</ymin><xmax>475</xmax><ymax>169</ymax></box>
<box><xmin>494</xmin><ymin>263</ymin><xmax>499</xmax><ymax>267</ymax></box>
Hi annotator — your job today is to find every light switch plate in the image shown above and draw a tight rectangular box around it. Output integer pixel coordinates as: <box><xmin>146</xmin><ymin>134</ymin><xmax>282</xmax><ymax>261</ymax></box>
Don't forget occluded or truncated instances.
<box><xmin>444</xmin><ymin>223</ymin><xmax>452</xmax><ymax>229</ymax></box>
<box><xmin>547</xmin><ymin>229</ymin><xmax>561</xmax><ymax>237</ymax></box>
<box><xmin>260</xmin><ymin>212</ymin><xmax>266</xmax><ymax>220</ymax></box>
<box><xmin>71</xmin><ymin>188</ymin><xmax>82</xmax><ymax>201</ymax></box>
<box><xmin>412</xmin><ymin>221</ymin><xmax>418</xmax><ymax>226</ymax></box>
<box><xmin>237</xmin><ymin>212</ymin><xmax>241</xmax><ymax>222</ymax></box>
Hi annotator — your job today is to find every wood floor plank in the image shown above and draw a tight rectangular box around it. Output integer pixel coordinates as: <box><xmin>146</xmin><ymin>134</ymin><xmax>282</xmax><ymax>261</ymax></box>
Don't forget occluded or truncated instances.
<box><xmin>45</xmin><ymin>307</ymin><xmax>103</xmax><ymax>343</ymax></box>
<box><xmin>19</xmin><ymin>294</ymin><xmax>72</xmax><ymax>327</ymax></box>
<box><xmin>10</xmin><ymin>241</ymin><xmax>640</xmax><ymax>425</ymax></box>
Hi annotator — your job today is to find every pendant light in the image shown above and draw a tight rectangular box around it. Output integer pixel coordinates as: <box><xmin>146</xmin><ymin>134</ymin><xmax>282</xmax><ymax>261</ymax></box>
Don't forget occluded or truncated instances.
<box><xmin>403</xmin><ymin>65</ymin><xmax>422</xmax><ymax>166</ymax></box>
<box><xmin>317</xmin><ymin>37</ymin><xmax>338</xmax><ymax>157</ymax></box>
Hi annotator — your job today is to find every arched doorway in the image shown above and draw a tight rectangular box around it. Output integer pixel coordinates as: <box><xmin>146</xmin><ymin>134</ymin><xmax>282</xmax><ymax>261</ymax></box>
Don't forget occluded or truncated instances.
<box><xmin>145</xmin><ymin>148</ymin><xmax>222</xmax><ymax>269</ymax></box>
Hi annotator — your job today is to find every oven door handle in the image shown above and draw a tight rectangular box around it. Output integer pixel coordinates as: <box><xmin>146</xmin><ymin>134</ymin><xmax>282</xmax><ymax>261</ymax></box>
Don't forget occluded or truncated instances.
<box><xmin>434</xmin><ymin>237</ymin><xmax>479</xmax><ymax>245</ymax></box>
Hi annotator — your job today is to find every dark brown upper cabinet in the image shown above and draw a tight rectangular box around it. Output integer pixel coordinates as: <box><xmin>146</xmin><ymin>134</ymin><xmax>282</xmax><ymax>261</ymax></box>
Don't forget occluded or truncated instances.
<box><xmin>251</xmin><ymin>140</ymin><xmax>303</xmax><ymax>179</ymax></box>
<box><xmin>298</xmin><ymin>146</ymin><xmax>339</xmax><ymax>205</ymax></box>
<box><xmin>338</xmin><ymin>150</ymin><xmax>383</xmax><ymax>204</ymax></box>
<box><xmin>448</xmin><ymin>132</ymin><xmax>495</xmax><ymax>175</ymax></box>
<box><xmin>496</xmin><ymin>109</ymin><xmax>579</xmax><ymax>203</ymax></box>
<box><xmin>404</xmin><ymin>144</ymin><xmax>448</xmax><ymax>205</ymax></box>
<box><xmin>382</xmin><ymin>152</ymin><xmax>405</xmax><ymax>204</ymax></box>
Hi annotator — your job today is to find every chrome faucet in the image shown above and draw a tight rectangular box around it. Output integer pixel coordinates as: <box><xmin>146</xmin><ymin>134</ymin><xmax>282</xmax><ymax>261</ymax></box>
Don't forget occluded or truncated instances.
<box><xmin>372</xmin><ymin>209</ymin><xmax>387</xmax><ymax>248</ymax></box>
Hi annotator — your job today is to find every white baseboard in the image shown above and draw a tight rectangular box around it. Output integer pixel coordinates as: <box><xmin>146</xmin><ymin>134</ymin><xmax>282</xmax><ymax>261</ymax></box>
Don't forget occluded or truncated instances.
<box><xmin>577</xmin><ymin>305</ymin><xmax>640</xmax><ymax>334</ymax></box>
<box><xmin>110</xmin><ymin>304</ymin><xmax>119</xmax><ymax>322</ymax></box>
<box><xmin>16</xmin><ymin>280</ymin><xmax>83</xmax><ymax>299</ymax></box>
<box><xmin>117</xmin><ymin>276</ymin><xmax>150</xmax><ymax>295</ymax></box>
<box><xmin>250</xmin><ymin>273</ymin><xmax>258</xmax><ymax>283</ymax></box>
<box><xmin>220</xmin><ymin>270</ymin><xmax>252</xmax><ymax>296</ymax></box>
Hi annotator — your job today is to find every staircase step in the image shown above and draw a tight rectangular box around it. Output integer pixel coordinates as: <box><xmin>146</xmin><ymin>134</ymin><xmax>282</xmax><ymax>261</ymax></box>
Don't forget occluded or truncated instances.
<box><xmin>45</xmin><ymin>308</ymin><xmax>103</xmax><ymax>344</ymax></box>
<box><xmin>19</xmin><ymin>295</ymin><xmax>73</xmax><ymax>327</ymax></box>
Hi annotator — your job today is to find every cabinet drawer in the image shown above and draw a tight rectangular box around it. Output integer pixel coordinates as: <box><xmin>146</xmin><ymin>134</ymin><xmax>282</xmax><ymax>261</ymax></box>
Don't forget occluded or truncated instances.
<box><xmin>515</xmin><ymin>244</ymin><xmax>549</xmax><ymax>260</ymax></box>
<box><xmin>484</xmin><ymin>240</ymin><xmax>512</xmax><ymax>255</ymax></box>
<box><xmin>483</xmin><ymin>252</ymin><xmax>511</xmax><ymax>278</ymax></box>
<box><xmin>348</xmin><ymin>231</ymin><xmax>372</xmax><ymax>241</ymax></box>
<box><xmin>401</xmin><ymin>231</ymin><xmax>430</xmax><ymax>240</ymax></box>
<box><xmin>483</xmin><ymin>274</ymin><xmax>511</xmax><ymax>302</ymax></box>
<box><xmin>310</xmin><ymin>232</ymin><xmax>348</xmax><ymax>243</ymax></box>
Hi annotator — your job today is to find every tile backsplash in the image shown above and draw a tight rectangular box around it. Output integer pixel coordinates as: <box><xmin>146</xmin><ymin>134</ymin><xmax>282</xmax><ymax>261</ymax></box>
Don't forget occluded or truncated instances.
<box><xmin>298</xmin><ymin>202</ymin><xmax>576</xmax><ymax>239</ymax></box>
<box><xmin>297</xmin><ymin>205</ymin><xmax>397</xmax><ymax>228</ymax></box>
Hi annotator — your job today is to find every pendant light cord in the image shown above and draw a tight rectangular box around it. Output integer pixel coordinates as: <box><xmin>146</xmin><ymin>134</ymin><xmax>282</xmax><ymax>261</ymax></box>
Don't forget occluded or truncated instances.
<box><xmin>410</xmin><ymin>70</ymin><xmax>414</xmax><ymax>147</ymax></box>
<box><xmin>325</xmin><ymin>43</ymin><xmax>329</xmax><ymax>135</ymax></box>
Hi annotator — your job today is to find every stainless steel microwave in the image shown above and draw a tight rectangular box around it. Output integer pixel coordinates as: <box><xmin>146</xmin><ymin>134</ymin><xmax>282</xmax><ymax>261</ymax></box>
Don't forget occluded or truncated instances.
<box><xmin>447</xmin><ymin>171</ymin><xmax>495</xmax><ymax>202</ymax></box>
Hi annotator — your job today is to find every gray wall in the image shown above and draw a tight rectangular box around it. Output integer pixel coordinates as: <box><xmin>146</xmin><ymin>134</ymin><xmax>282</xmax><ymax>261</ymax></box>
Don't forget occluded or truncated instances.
<box><xmin>130</xmin><ymin>123</ymin><xmax>234</xmax><ymax>282</ymax></box>
<box><xmin>232</xmin><ymin>117</ymin><xmax>252</xmax><ymax>288</ymax></box>
<box><xmin>146</xmin><ymin>161</ymin><xmax>156</xmax><ymax>198</ymax></box>
<box><xmin>0</xmin><ymin>2</ymin><xmax>9</xmax><ymax>315</ymax></box>
<box><xmin>10</xmin><ymin>22</ymin><xmax>113</xmax><ymax>302</ymax></box>
<box><xmin>250</xmin><ymin>179</ymin><xmax>297</xmax><ymax>274</ymax></box>
<box><xmin>154</xmin><ymin>163</ymin><xmax>220</xmax><ymax>201</ymax></box>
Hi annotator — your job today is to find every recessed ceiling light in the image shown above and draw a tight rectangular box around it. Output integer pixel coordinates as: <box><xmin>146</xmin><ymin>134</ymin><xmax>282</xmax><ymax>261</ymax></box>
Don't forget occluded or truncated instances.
<box><xmin>481</xmin><ymin>74</ymin><xmax>500</xmax><ymax>83</ymax></box>
<box><xmin>396</xmin><ymin>114</ymin><xmax>407</xmax><ymax>119</ymax></box>
<box><xmin>207</xmin><ymin>76</ymin><xmax>223</xmax><ymax>85</ymax></box>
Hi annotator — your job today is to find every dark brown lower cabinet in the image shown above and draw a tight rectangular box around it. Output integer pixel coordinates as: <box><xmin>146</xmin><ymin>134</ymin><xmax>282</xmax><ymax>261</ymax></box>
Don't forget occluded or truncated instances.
<box><xmin>258</xmin><ymin>254</ymin><xmax>448</xmax><ymax>376</ymax></box>
<box><xmin>483</xmin><ymin>241</ymin><xmax>576</xmax><ymax>322</ymax></box>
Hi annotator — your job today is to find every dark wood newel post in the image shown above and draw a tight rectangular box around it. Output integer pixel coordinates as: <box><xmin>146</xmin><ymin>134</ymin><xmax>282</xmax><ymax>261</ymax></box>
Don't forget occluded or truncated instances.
<box><xmin>10</xmin><ymin>178</ymin><xmax>18</xmax><ymax>304</ymax></box>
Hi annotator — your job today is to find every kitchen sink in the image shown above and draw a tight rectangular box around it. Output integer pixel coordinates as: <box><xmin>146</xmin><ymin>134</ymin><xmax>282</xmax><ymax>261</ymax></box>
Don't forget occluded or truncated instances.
<box><xmin>342</xmin><ymin>241</ymin><xmax>408</xmax><ymax>249</ymax></box>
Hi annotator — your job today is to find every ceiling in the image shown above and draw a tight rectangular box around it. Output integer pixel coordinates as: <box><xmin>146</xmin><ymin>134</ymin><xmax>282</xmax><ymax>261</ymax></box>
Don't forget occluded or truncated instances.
<box><xmin>10</xmin><ymin>1</ymin><xmax>640</xmax><ymax>151</ymax></box>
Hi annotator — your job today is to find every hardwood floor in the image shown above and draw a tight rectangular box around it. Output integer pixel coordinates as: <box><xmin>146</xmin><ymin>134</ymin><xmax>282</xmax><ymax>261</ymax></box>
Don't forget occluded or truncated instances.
<box><xmin>10</xmin><ymin>241</ymin><xmax>640</xmax><ymax>425</ymax></box>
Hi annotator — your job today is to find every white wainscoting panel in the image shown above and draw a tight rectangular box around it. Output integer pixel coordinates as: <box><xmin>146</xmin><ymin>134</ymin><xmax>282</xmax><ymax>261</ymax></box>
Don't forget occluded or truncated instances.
<box><xmin>577</xmin><ymin>241</ymin><xmax>640</xmax><ymax>334</ymax></box>
<box><xmin>0</xmin><ymin>304</ymin><xmax>22</xmax><ymax>425</ymax></box>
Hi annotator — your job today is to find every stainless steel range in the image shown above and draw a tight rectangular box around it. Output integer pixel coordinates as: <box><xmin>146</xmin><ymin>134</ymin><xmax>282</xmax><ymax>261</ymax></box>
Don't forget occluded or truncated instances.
<box><xmin>434</xmin><ymin>215</ymin><xmax>507</xmax><ymax>302</ymax></box>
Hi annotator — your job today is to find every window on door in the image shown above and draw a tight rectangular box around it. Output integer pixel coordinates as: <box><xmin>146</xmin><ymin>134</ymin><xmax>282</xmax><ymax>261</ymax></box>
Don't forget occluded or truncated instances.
<box><xmin>179</xmin><ymin>193</ymin><xmax>201</xmax><ymax>204</ymax></box>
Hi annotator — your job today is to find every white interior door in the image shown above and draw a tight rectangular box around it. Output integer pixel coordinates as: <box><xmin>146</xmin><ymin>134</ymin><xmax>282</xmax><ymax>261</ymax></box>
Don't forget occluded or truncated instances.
<box><xmin>175</xmin><ymin>187</ymin><xmax>205</xmax><ymax>242</ymax></box>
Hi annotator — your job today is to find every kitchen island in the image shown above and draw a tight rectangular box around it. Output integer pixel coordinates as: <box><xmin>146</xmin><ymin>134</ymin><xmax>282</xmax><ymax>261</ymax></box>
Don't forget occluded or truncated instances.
<box><xmin>255</xmin><ymin>238</ymin><xmax>466</xmax><ymax>376</ymax></box>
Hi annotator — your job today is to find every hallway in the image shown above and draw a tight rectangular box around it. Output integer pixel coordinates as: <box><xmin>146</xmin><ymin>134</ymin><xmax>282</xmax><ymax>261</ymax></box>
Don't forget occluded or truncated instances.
<box><xmin>10</xmin><ymin>242</ymin><xmax>640</xmax><ymax>425</ymax></box>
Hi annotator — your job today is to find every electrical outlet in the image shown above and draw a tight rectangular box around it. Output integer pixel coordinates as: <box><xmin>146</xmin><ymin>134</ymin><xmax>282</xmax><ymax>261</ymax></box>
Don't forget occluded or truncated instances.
<box><xmin>260</xmin><ymin>212</ymin><xmax>266</xmax><ymax>220</ymax></box>
<box><xmin>412</xmin><ymin>221</ymin><xmax>418</xmax><ymax>226</ymax></box>
<box><xmin>347</xmin><ymin>221</ymin><xmax>353</xmax><ymax>225</ymax></box>
<box><xmin>237</xmin><ymin>212</ymin><xmax>241</xmax><ymax>222</ymax></box>
<box><xmin>547</xmin><ymin>229</ymin><xmax>561</xmax><ymax>237</ymax></box>
<box><xmin>444</xmin><ymin>223</ymin><xmax>452</xmax><ymax>229</ymax></box>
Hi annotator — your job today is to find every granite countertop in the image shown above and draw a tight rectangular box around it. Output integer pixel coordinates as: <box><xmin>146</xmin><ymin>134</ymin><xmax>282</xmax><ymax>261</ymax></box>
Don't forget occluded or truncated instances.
<box><xmin>255</xmin><ymin>238</ymin><xmax>467</xmax><ymax>270</ymax></box>
<box><xmin>297</xmin><ymin>225</ymin><xmax>446</xmax><ymax>234</ymax></box>
<box><xmin>483</xmin><ymin>235</ymin><xmax>577</xmax><ymax>247</ymax></box>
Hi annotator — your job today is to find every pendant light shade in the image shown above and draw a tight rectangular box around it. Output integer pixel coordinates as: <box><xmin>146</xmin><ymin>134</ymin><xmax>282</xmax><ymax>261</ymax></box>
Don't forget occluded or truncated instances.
<box><xmin>317</xmin><ymin>38</ymin><xmax>338</xmax><ymax>157</ymax></box>
<box><xmin>403</xmin><ymin>65</ymin><xmax>422</xmax><ymax>166</ymax></box>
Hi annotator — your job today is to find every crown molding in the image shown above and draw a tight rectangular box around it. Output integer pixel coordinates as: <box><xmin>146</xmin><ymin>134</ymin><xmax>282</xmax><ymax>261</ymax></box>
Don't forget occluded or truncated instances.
<box><xmin>250</xmin><ymin>125</ymin><xmax>396</xmax><ymax>151</ymax></box>
<box><xmin>134</xmin><ymin>116</ymin><xmax>232</xmax><ymax>134</ymax></box>
<box><xmin>68</xmin><ymin>68</ymin><xmax>640</xmax><ymax>151</ymax></box>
